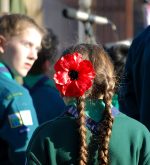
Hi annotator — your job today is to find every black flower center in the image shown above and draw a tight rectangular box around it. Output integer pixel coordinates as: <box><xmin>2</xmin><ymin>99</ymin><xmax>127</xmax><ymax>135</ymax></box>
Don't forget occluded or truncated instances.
<box><xmin>69</xmin><ymin>70</ymin><xmax>79</xmax><ymax>80</ymax></box>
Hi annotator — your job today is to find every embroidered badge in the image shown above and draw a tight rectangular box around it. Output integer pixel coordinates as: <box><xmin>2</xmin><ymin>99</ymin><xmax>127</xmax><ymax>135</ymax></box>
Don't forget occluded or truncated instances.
<box><xmin>6</xmin><ymin>92</ymin><xmax>23</xmax><ymax>100</ymax></box>
<box><xmin>8</xmin><ymin>113</ymin><xmax>23</xmax><ymax>128</ymax></box>
<box><xmin>8</xmin><ymin>110</ymin><xmax>33</xmax><ymax>128</ymax></box>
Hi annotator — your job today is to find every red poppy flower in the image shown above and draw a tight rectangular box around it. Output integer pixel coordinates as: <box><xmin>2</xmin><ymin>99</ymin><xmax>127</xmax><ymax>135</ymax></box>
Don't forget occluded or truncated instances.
<box><xmin>54</xmin><ymin>52</ymin><xmax>95</xmax><ymax>97</ymax></box>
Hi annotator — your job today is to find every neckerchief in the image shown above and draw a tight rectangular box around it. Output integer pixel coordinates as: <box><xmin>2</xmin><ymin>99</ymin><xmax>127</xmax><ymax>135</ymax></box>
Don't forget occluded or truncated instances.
<box><xmin>65</xmin><ymin>105</ymin><xmax>120</xmax><ymax>135</ymax></box>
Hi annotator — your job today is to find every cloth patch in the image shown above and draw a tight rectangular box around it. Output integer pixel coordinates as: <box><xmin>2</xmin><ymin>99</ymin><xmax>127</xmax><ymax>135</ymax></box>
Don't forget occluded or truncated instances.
<box><xmin>8</xmin><ymin>113</ymin><xmax>23</xmax><ymax>128</ymax></box>
<box><xmin>8</xmin><ymin>110</ymin><xmax>33</xmax><ymax>128</ymax></box>
<box><xmin>20</xmin><ymin>110</ymin><xmax>33</xmax><ymax>126</ymax></box>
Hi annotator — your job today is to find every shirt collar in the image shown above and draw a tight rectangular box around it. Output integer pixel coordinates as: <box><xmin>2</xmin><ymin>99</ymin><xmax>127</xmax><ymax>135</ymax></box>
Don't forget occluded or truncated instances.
<box><xmin>0</xmin><ymin>62</ymin><xmax>13</xmax><ymax>79</ymax></box>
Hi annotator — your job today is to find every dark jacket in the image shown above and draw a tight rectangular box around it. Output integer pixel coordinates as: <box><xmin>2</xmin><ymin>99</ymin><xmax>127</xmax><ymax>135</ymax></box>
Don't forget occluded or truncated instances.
<box><xmin>119</xmin><ymin>26</ymin><xmax>150</xmax><ymax>131</ymax></box>
<box><xmin>24</xmin><ymin>75</ymin><xmax>66</xmax><ymax>124</ymax></box>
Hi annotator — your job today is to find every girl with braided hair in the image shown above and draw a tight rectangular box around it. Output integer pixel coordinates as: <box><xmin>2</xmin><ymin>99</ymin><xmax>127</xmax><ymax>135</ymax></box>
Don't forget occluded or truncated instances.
<box><xmin>26</xmin><ymin>43</ymin><xmax>150</xmax><ymax>165</ymax></box>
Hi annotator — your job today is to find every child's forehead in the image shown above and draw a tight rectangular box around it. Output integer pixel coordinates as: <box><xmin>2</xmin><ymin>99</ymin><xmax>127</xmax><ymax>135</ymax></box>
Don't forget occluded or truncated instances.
<box><xmin>21</xmin><ymin>26</ymin><xmax>42</xmax><ymax>34</ymax></box>
<box><xmin>15</xmin><ymin>23</ymin><xmax>41</xmax><ymax>33</ymax></box>
<box><xmin>10</xmin><ymin>27</ymin><xmax>42</xmax><ymax>39</ymax></box>
<box><xmin>5</xmin><ymin>28</ymin><xmax>43</xmax><ymax>47</ymax></box>
<box><xmin>21</xmin><ymin>28</ymin><xmax>42</xmax><ymax>45</ymax></box>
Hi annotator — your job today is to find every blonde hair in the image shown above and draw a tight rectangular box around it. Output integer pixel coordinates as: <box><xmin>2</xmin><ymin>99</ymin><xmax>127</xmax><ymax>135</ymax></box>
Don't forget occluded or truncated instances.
<box><xmin>0</xmin><ymin>13</ymin><xmax>45</xmax><ymax>38</ymax></box>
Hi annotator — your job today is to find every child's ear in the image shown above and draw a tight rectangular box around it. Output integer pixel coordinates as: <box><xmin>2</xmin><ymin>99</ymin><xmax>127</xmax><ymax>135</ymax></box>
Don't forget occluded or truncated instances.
<box><xmin>0</xmin><ymin>35</ymin><xmax>6</xmax><ymax>53</ymax></box>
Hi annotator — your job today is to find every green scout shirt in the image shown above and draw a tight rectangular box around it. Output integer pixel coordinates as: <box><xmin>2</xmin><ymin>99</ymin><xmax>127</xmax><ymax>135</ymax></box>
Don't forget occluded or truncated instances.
<box><xmin>26</xmin><ymin>100</ymin><xmax>150</xmax><ymax>165</ymax></box>
<box><xmin>0</xmin><ymin>62</ymin><xmax>39</xmax><ymax>165</ymax></box>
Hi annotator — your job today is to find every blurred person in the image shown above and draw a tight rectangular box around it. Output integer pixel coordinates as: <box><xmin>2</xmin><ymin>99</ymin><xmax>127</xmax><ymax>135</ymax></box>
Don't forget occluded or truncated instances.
<box><xmin>105</xmin><ymin>44</ymin><xmax>129</xmax><ymax>109</ymax></box>
<box><xmin>24</xmin><ymin>28</ymin><xmax>66</xmax><ymax>124</ymax></box>
<box><xmin>119</xmin><ymin>26</ymin><xmax>150</xmax><ymax>131</ymax></box>
<box><xmin>26</xmin><ymin>43</ymin><xmax>150</xmax><ymax>165</ymax></box>
<box><xmin>0</xmin><ymin>13</ymin><xmax>44</xmax><ymax>165</ymax></box>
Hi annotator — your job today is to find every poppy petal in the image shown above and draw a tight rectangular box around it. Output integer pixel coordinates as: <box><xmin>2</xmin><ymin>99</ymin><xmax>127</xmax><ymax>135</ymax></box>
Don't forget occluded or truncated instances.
<box><xmin>54</xmin><ymin>71</ymin><xmax>70</xmax><ymax>85</ymax></box>
<box><xmin>65</xmin><ymin>81</ymin><xmax>84</xmax><ymax>97</ymax></box>
<box><xmin>53</xmin><ymin>52</ymin><xmax>95</xmax><ymax>97</ymax></box>
<box><xmin>79</xmin><ymin>61</ymin><xmax>95</xmax><ymax>78</ymax></box>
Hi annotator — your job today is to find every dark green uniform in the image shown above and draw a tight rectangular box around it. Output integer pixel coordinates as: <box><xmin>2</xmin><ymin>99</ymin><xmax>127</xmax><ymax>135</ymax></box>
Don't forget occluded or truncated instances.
<box><xmin>26</xmin><ymin>100</ymin><xmax>150</xmax><ymax>165</ymax></box>
<box><xmin>0</xmin><ymin>62</ymin><xmax>39</xmax><ymax>165</ymax></box>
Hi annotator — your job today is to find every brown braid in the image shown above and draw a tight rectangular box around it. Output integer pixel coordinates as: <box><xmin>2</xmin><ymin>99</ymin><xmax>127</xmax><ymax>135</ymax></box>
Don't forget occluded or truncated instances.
<box><xmin>86</xmin><ymin>44</ymin><xmax>115</xmax><ymax>164</ymax></box>
<box><xmin>77</xmin><ymin>96</ymin><xmax>88</xmax><ymax>165</ymax></box>
<box><xmin>62</xmin><ymin>43</ymin><xmax>116</xmax><ymax>165</ymax></box>
<box><xmin>98</xmin><ymin>77</ymin><xmax>114</xmax><ymax>165</ymax></box>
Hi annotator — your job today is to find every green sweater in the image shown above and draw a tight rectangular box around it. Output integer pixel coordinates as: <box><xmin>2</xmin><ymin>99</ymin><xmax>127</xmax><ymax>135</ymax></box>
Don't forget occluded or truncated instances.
<box><xmin>26</xmin><ymin>115</ymin><xmax>150</xmax><ymax>165</ymax></box>
<box><xmin>26</xmin><ymin>102</ymin><xmax>150</xmax><ymax>165</ymax></box>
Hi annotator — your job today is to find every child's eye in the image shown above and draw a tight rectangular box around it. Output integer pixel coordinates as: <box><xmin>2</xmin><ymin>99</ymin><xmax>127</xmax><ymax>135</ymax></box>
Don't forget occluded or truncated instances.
<box><xmin>21</xmin><ymin>41</ymin><xmax>32</xmax><ymax>48</ymax></box>
<box><xmin>24</xmin><ymin>42</ymin><xmax>31</xmax><ymax>47</ymax></box>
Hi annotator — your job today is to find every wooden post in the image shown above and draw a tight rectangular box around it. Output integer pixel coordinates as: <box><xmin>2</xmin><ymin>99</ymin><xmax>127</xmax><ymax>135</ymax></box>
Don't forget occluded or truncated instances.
<box><xmin>125</xmin><ymin>0</ymin><xmax>133</xmax><ymax>38</ymax></box>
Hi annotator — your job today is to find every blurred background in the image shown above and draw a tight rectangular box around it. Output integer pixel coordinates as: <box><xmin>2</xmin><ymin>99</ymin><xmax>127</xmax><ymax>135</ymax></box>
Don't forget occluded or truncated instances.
<box><xmin>0</xmin><ymin>0</ymin><xmax>150</xmax><ymax>51</ymax></box>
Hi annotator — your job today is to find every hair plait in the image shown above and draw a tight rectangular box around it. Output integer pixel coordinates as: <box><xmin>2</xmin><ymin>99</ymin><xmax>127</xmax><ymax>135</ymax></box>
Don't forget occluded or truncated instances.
<box><xmin>63</xmin><ymin>43</ymin><xmax>116</xmax><ymax>165</ymax></box>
